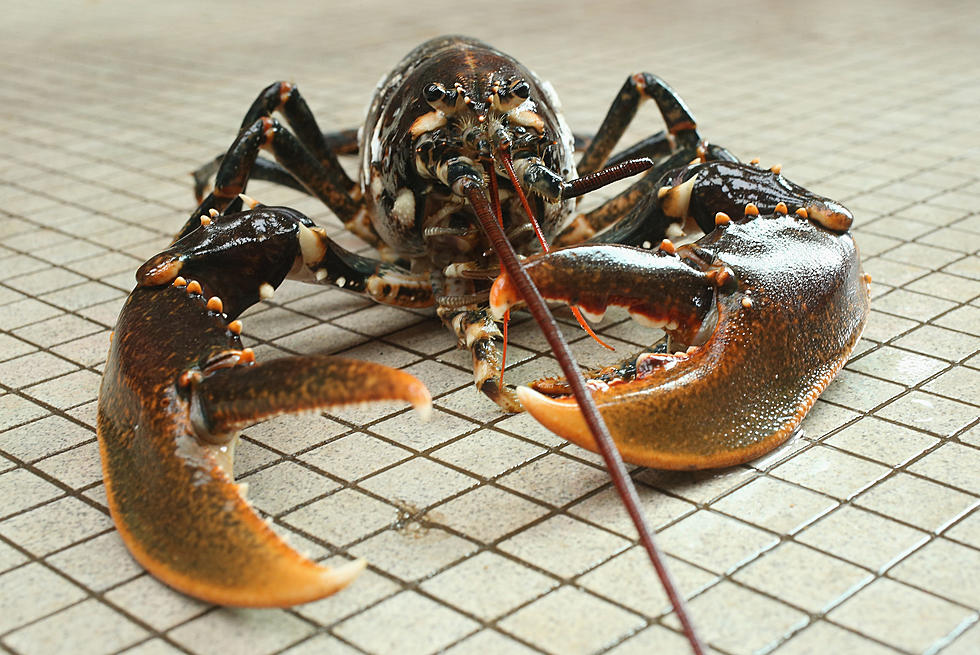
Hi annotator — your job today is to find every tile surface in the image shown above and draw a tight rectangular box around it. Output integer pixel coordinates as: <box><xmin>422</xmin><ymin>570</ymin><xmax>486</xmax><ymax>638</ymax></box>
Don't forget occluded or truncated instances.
<box><xmin>1</xmin><ymin>1</ymin><xmax>978</xmax><ymax>654</ymax></box>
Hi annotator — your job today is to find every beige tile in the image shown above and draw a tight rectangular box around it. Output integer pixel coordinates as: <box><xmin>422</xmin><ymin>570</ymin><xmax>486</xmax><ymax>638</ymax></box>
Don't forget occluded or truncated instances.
<box><xmin>944</xmin><ymin>507</ymin><xmax>980</xmax><ymax>549</ymax></box>
<box><xmin>359</xmin><ymin>457</ymin><xmax>479</xmax><ymax>509</ymax></box>
<box><xmin>293</xmin><ymin>563</ymin><xmax>400</xmax><ymax>625</ymax></box>
<box><xmin>733</xmin><ymin>542</ymin><xmax>872</xmax><ymax>613</ymax></box>
<box><xmin>351</xmin><ymin>524</ymin><xmax>478</xmax><ymax>581</ymax></box>
<box><xmin>796</xmin><ymin>505</ymin><xmax>929</xmax><ymax>571</ymax></box>
<box><xmin>281</xmin><ymin>488</ymin><xmax>397</xmax><ymax>547</ymax></box>
<box><xmin>893</xmin><ymin>325</ymin><xmax>980</xmax><ymax>362</ymax></box>
<box><xmin>607</xmin><ymin>624</ymin><xmax>720</xmax><ymax>655</ymax></box>
<box><xmin>637</xmin><ymin>467</ymin><xmax>757</xmax><ymax>505</ymax></box>
<box><xmin>498</xmin><ymin>453</ymin><xmax>610</xmax><ymax>507</ymax></box>
<box><xmin>827</xmin><ymin>578</ymin><xmax>974</xmax><ymax>654</ymax></box>
<box><xmin>118</xmin><ymin>639</ymin><xmax>187</xmax><ymax>655</ymax></box>
<box><xmin>432</xmin><ymin>429</ymin><xmax>546</xmax><ymax>479</ymax></box>
<box><xmin>0</xmin><ymin>540</ymin><xmax>27</xmax><ymax>573</ymax></box>
<box><xmin>299</xmin><ymin>431</ymin><xmax>410</xmax><ymax>483</ymax></box>
<box><xmin>662</xmin><ymin>581</ymin><xmax>808</xmax><ymax>655</ymax></box>
<box><xmin>0</xmin><ymin>496</ymin><xmax>112</xmax><ymax>555</ymax></box>
<box><xmin>169</xmin><ymin>608</ymin><xmax>315</xmax><ymax>655</ymax></box>
<box><xmin>0</xmin><ymin>562</ymin><xmax>87</xmax><ymax>633</ymax></box>
<box><xmin>429</xmin><ymin>485</ymin><xmax>550</xmax><ymax>543</ymax></box>
<box><xmin>578</xmin><ymin>546</ymin><xmax>716</xmax><ymax>617</ymax></box>
<box><xmin>279</xmin><ymin>634</ymin><xmax>361</xmax><ymax>655</ymax></box>
<box><xmin>46</xmin><ymin>532</ymin><xmax>144</xmax><ymax>592</ymax></box>
<box><xmin>499</xmin><ymin>514</ymin><xmax>631</xmax><ymax>578</ymax></box>
<box><xmin>941</xmin><ymin>621</ymin><xmax>980</xmax><ymax>655</ymax></box>
<box><xmin>712</xmin><ymin>476</ymin><xmax>837</xmax><ymax>534</ymax></box>
<box><xmin>773</xmin><ymin>620</ymin><xmax>901</xmax><ymax>655</ymax></box>
<box><xmin>241</xmin><ymin>412</ymin><xmax>346</xmax><ymax>455</ymax></box>
<box><xmin>371</xmin><ymin>408</ymin><xmax>479</xmax><ymax>451</ymax></box>
<box><xmin>0</xmin><ymin>351</ymin><xmax>78</xmax><ymax>388</ymax></box>
<box><xmin>908</xmin><ymin>442</ymin><xmax>980</xmax><ymax>494</ymax></box>
<box><xmin>104</xmin><ymin>574</ymin><xmax>209</xmax><ymax>631</ymax></box>
<box><xmin>0</xmin><ymin>468</ymin><xmax>64</xmax><ymax>519</ymax></box>
<box><xmin>442</xmin><ymin>630</ymin><xmax>541</xmax><ymax>655</ymax></box>
<box><xmin>922</xmin><ymin>365</ymin><xmax>980</xmax><ymax>406</ymax></box>
<box><xmin>35</xmin><ymin>441</ymin><xmax>102</xmax><ymax>490</ymax></box>
<box><xmin>421</xmin><ymin>551</ymin><xmax>558</xmax><ymax>620</ymax></box>
<box><xmin>658</xmin><ymin>510</ymin><xmax>778</xmax><ymax>574</ymax></box>
<box><xmin>848</xmin><ymin>346</ymin><xmax>948</xmax><ymax>386</ymax></box>
<box><xmin>569</xmin><ymin>484</ymin><xmax>695</xmax><ymax>537</ymax></box>
<box><xmin>22</xmin><ymin>369</ymin><xmax>102</xmax><ymax>409</ymax></box>
<box><xmin>875</xmin><ymin>391</ymin><xmax>978</xmax><ymax>436</ymax></box>
<box><xmin>239</xmin><ymin>461</ymin><xmax>340</xmax><ymax>515</ymax></box>
<box><xmin>3</xmin><ymin>599</ymin><xmax>147</xmax><ymax>655</ymax></box>
<box><xmin>334</xmin><ymin>591</ymin><xmax>478</xmax><ymax>655</ymax></box>
<box><xmin>498</xmin><ymin>586</ymin><xmax>646</xmax><ymax>655</ymax></box>
<box><xmin>889</xmin><ymin>538</ymin><xmax>980</xmax><ymax>607</ymax></box>
<box><xmin>824</xmin><ymin>416</ymin><xmax>938</xmax><ymax>467</ymax></box>
<box><xmin>771</xmin><ymin>445</ymin><xmax>890</xmax><ymax>500</ymax></box>
<box><xmin>855</xmin><ymin>472</ymin><xmax>978</xmax><ymax>532</ymax></box>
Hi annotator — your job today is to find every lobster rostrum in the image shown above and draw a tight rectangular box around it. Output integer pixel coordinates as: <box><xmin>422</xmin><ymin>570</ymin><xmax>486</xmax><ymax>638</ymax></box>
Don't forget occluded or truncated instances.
<box><xmin>97</xmin><ymin>35</ymin><xmax>867</xmax><ymax>651</ymax></box>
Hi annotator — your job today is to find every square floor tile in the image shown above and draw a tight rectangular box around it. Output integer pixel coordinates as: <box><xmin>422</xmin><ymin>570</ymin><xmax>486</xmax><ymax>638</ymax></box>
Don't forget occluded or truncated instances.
<box><xmin>421</xmin><ymin>551</ymin><xmax>558</xmax><ymax>620</ymax></box>
<box><xmin>733</xmin><ymin>542</ymin><xmax>872</xmax><ymax>613</ymax></box>
<box><xmin>2</xmin><ymin>598</ymin><xmax>147</xmax><ymax>655</ymax></box>
<box><xmin>498</xmin><ymin>514</ymin><xmax>630</xmax><ymax>578</ymax></box>
<box><xmin>796</xmin><ymin>505</ymin><xmax>929</xmax><ymax>571</ymax></box>
<box><xmin>771</xmin><ymin>445</ymin><xmax>890</xmax><ymax>500</ymax></box>
<box><xmin>351</xmin><ymin>524</ymin><xmax>478</xmax><ymax>581</ymax></box>
<box><xmin>334</xmin><ymin>591</ymin><xmax>478</xmax><ymax>655</ymax></box>
<box><xmin>662</xmin><ymin>581</ymin><xmax>808</xmax><ymax>655</ymax></box>
<box><xmin>168</xmin><ymin>608</ymin><xmax>315</xmax><ymax>655</ymax></box>
<box><xmin>827</xmin><ymin>578</ymin><xmax>974</xmax><ymax>654</ymax></box>
<box><xmin>658</xmin><ymin>511</ymin><xmax>778</xmax><ymax>574</ymax></box>
<box><xmin>498</xmin><ymin>586</ymin><xmax>646</xmax><ymax>655</ymax></box>
<box><xmin>854</xmin><ymin>472</ymin><xmax>978</xmax><ymax>532</ymax></box>
<box><xmin>429</xmin><ymin>485</ymin><xmax>550</xmax><ymax>543</ymax></box>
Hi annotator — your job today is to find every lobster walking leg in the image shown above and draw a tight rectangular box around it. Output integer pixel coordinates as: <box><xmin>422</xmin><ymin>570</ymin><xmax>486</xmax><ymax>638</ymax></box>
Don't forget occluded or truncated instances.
<box><xmin>99</xmin><ymin>206</ymin><xmax>431</xmax><ymax>606</ymax></box>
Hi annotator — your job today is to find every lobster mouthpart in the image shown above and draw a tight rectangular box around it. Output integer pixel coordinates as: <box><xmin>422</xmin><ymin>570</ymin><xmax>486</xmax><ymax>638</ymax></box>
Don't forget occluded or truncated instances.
<box><xmin>491</xmin><ymin>208</ymin><xmax>869</xmax><ymax>470</ymax></box>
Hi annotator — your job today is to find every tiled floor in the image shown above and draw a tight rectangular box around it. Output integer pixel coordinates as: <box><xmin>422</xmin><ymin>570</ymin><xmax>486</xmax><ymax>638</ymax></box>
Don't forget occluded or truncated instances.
<box><xmin>1</xmin><ymin>1</ymin><xmax>978</xmax><ymax>654</ymax></box>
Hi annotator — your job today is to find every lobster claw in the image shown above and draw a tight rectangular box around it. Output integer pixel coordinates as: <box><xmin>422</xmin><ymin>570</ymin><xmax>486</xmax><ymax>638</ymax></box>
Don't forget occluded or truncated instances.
<box><xmin>490</xmin><ymin>167</ymin><xmax>869</xmax><ymax>470</ymax></box>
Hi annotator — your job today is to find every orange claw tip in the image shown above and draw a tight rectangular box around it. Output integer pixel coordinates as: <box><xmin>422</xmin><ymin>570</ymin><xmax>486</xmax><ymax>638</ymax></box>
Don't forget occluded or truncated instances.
<box><xmin>186</xmin><ymin>280</ymin><xmax>203</xmax><ymax>295</ymax></box>
<box><xmin>489</xmin><ymin>272</ymin><xmax>520</xmax><ymax>321</ymax></box>
<box><xmin>207</xmin><ymin>296</ymin><xmax>224</xmax><ymax>313</ymax></box>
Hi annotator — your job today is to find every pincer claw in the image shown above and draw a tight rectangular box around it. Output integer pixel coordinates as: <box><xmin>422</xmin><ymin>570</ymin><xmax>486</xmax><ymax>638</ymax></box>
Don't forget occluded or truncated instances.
<box><xmin>494</xmin><ymin>162</ymin><xmax>869</xmax><ymax>470</ymax></box>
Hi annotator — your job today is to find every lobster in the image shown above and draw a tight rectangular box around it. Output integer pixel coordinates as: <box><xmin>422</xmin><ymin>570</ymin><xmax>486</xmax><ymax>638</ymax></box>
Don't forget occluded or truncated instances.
<box><xmin>97</xmin><ymin>35</ymin><xmax>868</xmax><ymax>652</ymax></box>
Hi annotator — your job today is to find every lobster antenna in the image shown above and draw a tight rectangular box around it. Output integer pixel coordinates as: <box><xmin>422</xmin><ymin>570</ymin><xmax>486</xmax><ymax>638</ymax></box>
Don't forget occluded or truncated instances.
<box><xmin>497</xmin><ymin>148</ymin><xmax>613</xmax><ymax>351</ymax></box>
<box><xmin>462</xmin><ymin>179</ymin><xmax>706</xmax><ymax>655</ymax></box>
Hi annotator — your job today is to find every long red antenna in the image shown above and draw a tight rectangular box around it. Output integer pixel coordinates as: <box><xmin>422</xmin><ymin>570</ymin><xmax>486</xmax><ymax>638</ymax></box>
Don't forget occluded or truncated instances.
<box><xmin>486</xmin><ymin>161</ymin><xmax>511</xmax><ymax>390</ymax></box>
<box><xmin>463</xmin><ymin>180</ymin><xmax>705</xmax><ymax>655</ymax></box>
<box><xmin>497</xmin><ymin>149</ymin><xmax>614</xmax><ymax>351</ymax></box>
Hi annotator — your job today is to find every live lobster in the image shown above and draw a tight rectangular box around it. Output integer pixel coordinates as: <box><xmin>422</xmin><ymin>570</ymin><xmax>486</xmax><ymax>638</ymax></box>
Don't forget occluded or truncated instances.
<box><xmin>97</xmin><ymin>35</ymin><xmax>869</xmax><ymax>652</ymax></box>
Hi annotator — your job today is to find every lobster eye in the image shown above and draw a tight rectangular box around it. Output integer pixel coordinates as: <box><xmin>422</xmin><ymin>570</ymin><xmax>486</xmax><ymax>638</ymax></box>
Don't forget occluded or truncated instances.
<box><xmin>423</xmin><ymin>83</ymin><xmax>445</xmax><ymax>103</ymax></box>
<box><xmin>511</xmin><ymin>81</ymin><xmax>530</xmax><ymax>99</ymax></box>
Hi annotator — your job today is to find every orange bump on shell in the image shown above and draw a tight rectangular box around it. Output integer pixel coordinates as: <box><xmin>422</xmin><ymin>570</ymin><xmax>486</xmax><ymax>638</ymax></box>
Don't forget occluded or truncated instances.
<box><xmin>239</xmin><ymin>348</ymin><xmax>256</xmax><ymax>364</ymax></box>
<box><xmin>659</xmin><ymin>239</ymin><xmax>677</xmax><ymax>254</ymax></box>
<box><xmin>186</xmin><ymin>280</ymin><xmax>202</xmax><ymax>295</ymax></box>
<box><xmin>750</xmin><ymin>157</ymin><xmax>760</xmax><ymax>165</ymax></box>
<box><xmin>775</xmin><ymin>202</ymin><xmax>788</xmax><ymax>215</ymax></box>
<box><xmin>207</xmin><ymin>296</ymin><xmax>224</xmax><ymax>313</ymax></box>
<box><xmin>745</xmin><ymin>203</ymin><xmax>760</xmax><ymax>217</ymax></box>
<box><xmin>200</xmin><ymin>215</ymin><xmax>212</xmax><ymax>226</ymax></box>
<box><xmin>770</xmin><ymin>164</ymin><xmax>782</xmax><ymax>175</ymax></box>
<box><xmin>742</xmin><ymin>296</ymin><xmax>754</xmax><ymax>308</ymax></box>
<box><xmin>228</xmin><ymin>320</ymin><xmax>242</xmax><ymax>335</ymax></box>
<box><xmin>208</xmin><ymin>208</ymin><xmax>219</xmax><ymax>218</ymax></box>
<box><xmin>172</xmin><ymin>276</ymin><xmax>187</xmax><ymax>287</ymax></box>
<box><xmin>714</xmin><ymin>212</ymin><xmax>731</xmax><ymax>225</ymax></box>
<box><xmin>795</xmin><ymin>208</ymin><xmax>809</xmax><ymax>219</ymax></box>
